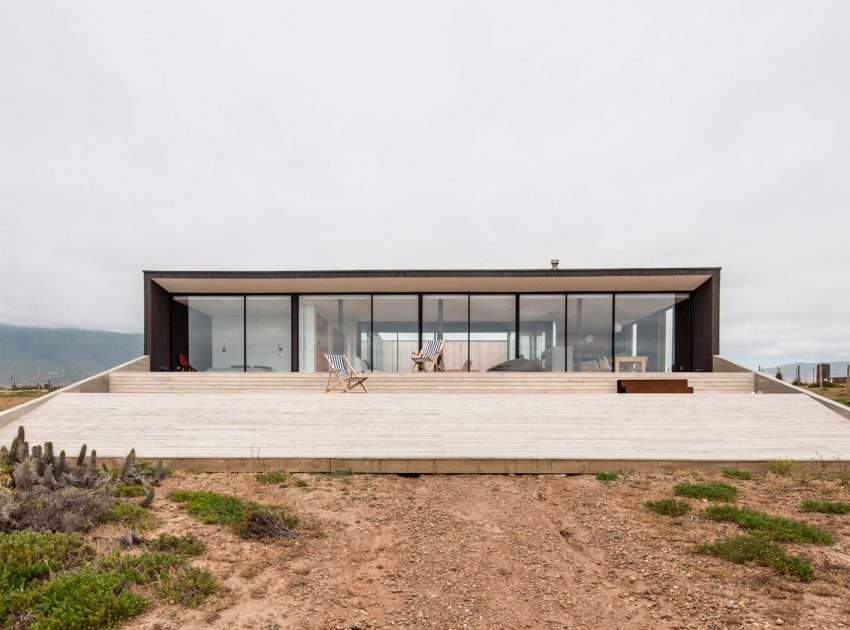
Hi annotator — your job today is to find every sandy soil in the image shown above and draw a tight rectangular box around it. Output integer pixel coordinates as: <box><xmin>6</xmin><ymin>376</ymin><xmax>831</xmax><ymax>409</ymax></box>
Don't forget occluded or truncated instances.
<box><xmin>122</xmin><ymin>470</ymin><xmax>850</xmax><ymax>630</ymax></box>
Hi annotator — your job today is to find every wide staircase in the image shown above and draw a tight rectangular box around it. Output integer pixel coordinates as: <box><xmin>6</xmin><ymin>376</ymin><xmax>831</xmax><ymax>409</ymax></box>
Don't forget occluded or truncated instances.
<box><xmin>108</xmin><ymin>371</ymin><xmax>754</xmax><ymax>394</ymax></box>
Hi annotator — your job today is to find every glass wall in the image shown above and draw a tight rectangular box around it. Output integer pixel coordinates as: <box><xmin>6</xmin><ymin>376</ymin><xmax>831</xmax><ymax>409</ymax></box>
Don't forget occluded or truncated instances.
<box><xmin>422</xmin><ymin>295</ymin><xmax>469</xmax><ymax>371</ymax></box>
<box><xmin>470</xmin><ymin>296</ymin><xmax>516</xmax><ymax>371</ymax></box>
<box><xmin>519</xmin><ymin>295</ymin><xmax>566</xmax><ymax>371</ymax></box>
<box><xmin>614</xmin><ymin>294</ymin><xmax>689</xmax><ymax>373</ymax></box>
<box><xmin>171</xmin><ymin>291</ymin><xmax>694</xmax><ymax>373</ymax></box>
<box><xmin>299</xmin><ymin>296</ymin><xmax>371</xmax><ymax>372</ymax></box>
<box><xmin>172</xmin><ymin>296</ymin><xmax>245</xmax><ymax>372</ymax></box>
<box><xmin>246</xmin><ymin>297</ymin><xmax>291</xmax><ymax>372</ymax></box>
<box><xmin>567</xmin><ymin>295</ymin><xmax>613</xmax><ymax>372</ymax></box>
<box><xmin>372</xmin><ymin>295</ymin><xmax>418</xmax><ymax>372</ymax></box>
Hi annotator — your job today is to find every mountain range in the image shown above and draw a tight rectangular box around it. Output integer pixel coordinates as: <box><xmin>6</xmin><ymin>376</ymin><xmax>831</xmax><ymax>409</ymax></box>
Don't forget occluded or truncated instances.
<box><xmin>0</xmin><ymin>323</ymin><xmax>143</xmax><ymax>386</ymax></box>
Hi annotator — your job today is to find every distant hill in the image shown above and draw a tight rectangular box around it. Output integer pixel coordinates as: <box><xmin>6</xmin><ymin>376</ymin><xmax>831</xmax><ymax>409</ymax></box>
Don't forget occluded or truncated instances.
<box><xmin>763</xmin><ymin>361</ymin><xmax>849</xmax><ymax>382</ymax></box>
<box><xmin>0</xmin><ymin>323</ymin><xmax>143</xmax><ymax>386</ymax></box>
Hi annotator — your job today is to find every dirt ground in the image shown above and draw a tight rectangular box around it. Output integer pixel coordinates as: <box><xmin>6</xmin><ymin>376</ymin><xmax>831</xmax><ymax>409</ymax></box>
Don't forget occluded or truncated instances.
<box><xmin>123</xmin><ymin>470</ymin><xmax>850</xmax><ymax>630</ymax></box>
<box><xmin>0</xmin><ymin>391</ymin><xmax>49</xmax><ymax>412</ymax></box>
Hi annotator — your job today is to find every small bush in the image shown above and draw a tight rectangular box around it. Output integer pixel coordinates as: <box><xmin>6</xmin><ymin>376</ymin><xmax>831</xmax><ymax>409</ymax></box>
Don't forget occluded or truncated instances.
<box><xmin>255</xmin><ymin>471</ymin><xmax>291</xmax><ymax>484</ymax></box>
<box><xmin>722</xmin><ymin>468</ymin><xmax>753</xmax><ymax>481</ymax></box>
<box><xmin>595</xmin><ymin>472</ymin><xmax>618</xmax><ymax>481</ymax></box>
<box><xmin>158</xmin><ymin>565</ymin><xmax>219</xmax><ymax>607</ymax></box>
<box><xmin>674</xmin><ymin>482</ymin><xmax>738</xmax><ymax>502</ymax></box>
<box><xmin>801</xmin><ymin>499</ymin><xmax>850</xmax><ymax>515</ymax></box>
<box><xmin>149</xmin><ymin>533</ymin><xmax>206</xmax><ymax>556</ymax></box>
<box><xmin>768</xmin><ymin>460</ymin><xmax>794</xmax><ymax>476</ymax></box>
<box><xmin>702</xmin><ymin>505</ymin><xmax>834</xmax><ymax>545</ymax></box>
<box><xmin>12</xmin><ymin>569</ymin><xmax>149</xmax><ymax>630</ymax></box>
<box><xmin>0</xmin><ymin>531</ymin><xmax>92</xmax><ymax>591</ymax></box>
<box><xmin>103</xmin><ymin>503</ymin><xmax>160</xmax><ymax>531</ymax></box>
<box><xmin>168</xmin><ymin>489</ymin><xmax>298</xmax><ymax>539</ymax></box>
<box><xmin>645</xmin><ymin>499</ymin><xmax>690</xmax><ymax>517</ymax></box>
<box><xmin>113</xmin><ymin>484</ymin><xmax>147</xmax><ymax>498</ymax></box>
<box><xmin>2</xmin><ymin>488</ymin><xmax>113</xmax><ymax>533</ymax></box>
<box><xmin>292</xmin><ymin>478</ymin><xmax>308</xmax><ymax>488</ymax></box>
<box><xmin>696</xmin><ymin>535</ymin><xmax>813</xmax><ymax>582</ymax></box>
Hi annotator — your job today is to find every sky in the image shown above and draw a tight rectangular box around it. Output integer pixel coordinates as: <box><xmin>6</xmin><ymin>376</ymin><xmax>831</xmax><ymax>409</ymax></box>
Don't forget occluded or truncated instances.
<box><xmin>1</xmin><ymin>1</ymin><xmax>848</xmax><ymax>369</ymax></box>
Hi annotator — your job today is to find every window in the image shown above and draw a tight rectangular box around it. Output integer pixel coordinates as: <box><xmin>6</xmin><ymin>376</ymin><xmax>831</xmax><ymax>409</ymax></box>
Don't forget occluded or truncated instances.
<box><xmin>422</xmin><ymin>295</ymin><xmax>469</xmax><ymax>371</ymax></box>
<box><xmin>519</xmin><ymin>295</ymin><xmax>565</xmax><ymax>371</ymax></box>
<box><xmin>172</xmin><ymin>296</ymin><xmax>245</xmax><ymax>372</ymax></box>
<box><xmin>299</xmin><ymin>296</ymin><xmax>371</xmax><ymax>372</ymax></box>
<box><xmin>567</xmin><ymin>295</ymin><xmax>613</xmax><ymax>372</ymax></box>
<box><xmin>246</xmin><ymin>297</ymin><xmax>292</xmax><ymax>372</ymax></box>
<box><xmin>470</xmin><ymin>295</ymin><xmax>516</xmax><ymax>371</ymax></box>
<box><xmin>372</xmin><ymin>295</ymin><xmax>419</xmax><ymax>372</ymax></box>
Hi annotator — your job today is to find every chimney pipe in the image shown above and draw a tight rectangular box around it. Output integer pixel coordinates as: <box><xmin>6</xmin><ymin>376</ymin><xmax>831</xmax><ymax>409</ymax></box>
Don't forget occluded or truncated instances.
<box><xmin>550</xmin><ymin>258</ymin><xmax>560</xmax><ymax>270</ymax></box>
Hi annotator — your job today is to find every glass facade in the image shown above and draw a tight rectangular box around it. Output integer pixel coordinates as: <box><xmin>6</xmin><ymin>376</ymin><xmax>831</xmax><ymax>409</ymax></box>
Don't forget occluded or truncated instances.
<box><xmin>170</xmin><ymin>292</ymin><xmax>693</xmax><ymax>373</ymax></box>
<box><xmin>614</xmin><ymin>294</ymin><xmax>689</xmax><ymax>373</ymax></box>
<box><xmin>470</xmin><ymin>296</ymin><xmax>516</xmax><ymax>372</ymax></box>
<box><xmin>172</xmin><ymin>296</ymin><xmax>245</xmax><ymax>372</ymax></box>
<box><xmin>568</xmin><ymin>295</ymin><xmax>613</xmax><ymax>372</ymax></box>
<box><xmin>246</xmin><ymin>297</ymin><xmax>292</xmax><ymax>372</ymax></box>
<box><xmin>299</xmin><ymin>296</ymin><xmax>371</xmax><ymax>372</ymax></box>
<box><xmin>372</xmin><ymin>295</ymin><xmax>418</xmax><ymax>372</ymax></box>
<box><xmin>422</xmin><ymin>295</ymin><xmax>469</xmax><ymax>371</ymax></box>
<box><xmin>519</xmin><ymin>295</ymin><xmax>565</xmax><ymax>371</ymax></box>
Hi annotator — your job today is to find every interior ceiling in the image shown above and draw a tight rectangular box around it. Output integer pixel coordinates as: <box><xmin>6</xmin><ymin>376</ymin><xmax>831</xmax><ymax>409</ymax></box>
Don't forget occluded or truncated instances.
<box><xmin>153</xmin><ymin>273</ymin><xmax>711</xmax><ymax>294</ymax></box>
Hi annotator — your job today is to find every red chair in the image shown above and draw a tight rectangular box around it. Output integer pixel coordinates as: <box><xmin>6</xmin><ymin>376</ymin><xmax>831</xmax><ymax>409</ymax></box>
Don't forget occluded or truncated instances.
<box><xmin>177</xmin><ymin>353</ymin><xmax>197</xmax><ymax>372</ymax></box>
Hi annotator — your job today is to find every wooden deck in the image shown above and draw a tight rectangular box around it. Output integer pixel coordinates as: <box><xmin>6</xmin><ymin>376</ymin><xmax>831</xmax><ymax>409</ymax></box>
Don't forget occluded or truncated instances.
<box><xmin>108</xmin><ymin>371</ymin><xmax>755</xmax><ymax>394</ymax></box>
<box><xmin>2</xmin><ymin>391</ymin><xmax>849</xmax><ymax>473</ymax></box>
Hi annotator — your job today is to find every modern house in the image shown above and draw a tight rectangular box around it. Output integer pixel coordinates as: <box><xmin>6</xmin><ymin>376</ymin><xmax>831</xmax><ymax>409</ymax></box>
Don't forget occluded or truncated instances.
<box><xmin>3</xmin><ymin>264</ymin><xmax>849</xmax><ymax>474</ymax></box>
<box><xmin>143</xmin><ymin>266</ymin><xmax>720</xmax><ymax>375</ymax></box>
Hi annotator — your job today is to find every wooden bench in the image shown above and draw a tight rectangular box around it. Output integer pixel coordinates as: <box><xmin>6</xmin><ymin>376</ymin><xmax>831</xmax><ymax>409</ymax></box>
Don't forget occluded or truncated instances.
<box><xmin>617</xmin><ymin>379</ymin><xmax>694</xmax><ymax>394</ymax></box>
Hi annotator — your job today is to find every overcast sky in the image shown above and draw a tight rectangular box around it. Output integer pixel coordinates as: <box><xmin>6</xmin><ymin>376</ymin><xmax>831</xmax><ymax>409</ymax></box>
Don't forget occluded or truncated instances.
<box><xmin>1</xmin><ymin>1</ymin><xmax>848</xmax><ymax>369</ymax></box>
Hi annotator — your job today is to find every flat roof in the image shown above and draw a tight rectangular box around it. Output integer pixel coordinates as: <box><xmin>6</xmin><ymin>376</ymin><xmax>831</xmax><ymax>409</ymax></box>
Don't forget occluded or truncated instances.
<box><xmin>146</xmin><ymin>267</ymin><xmax>719</xmax><ymax>294</ymax></box>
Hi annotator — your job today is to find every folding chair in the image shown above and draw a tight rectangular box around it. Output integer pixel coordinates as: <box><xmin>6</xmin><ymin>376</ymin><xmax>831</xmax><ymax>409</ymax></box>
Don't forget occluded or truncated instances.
<box><xmin>177</xmin><ymin>353</ymin><xmax>197</xmax><ymax>372</ymax></box>
<box><xmin>324</xmin><ymin>353</ymin><xmax>369</xmax><ymax>393</ymax></box>
<box><xmin>411</xmin><ymin>339</ymin><xmax>445</xmax><ymax>372</ymax></box>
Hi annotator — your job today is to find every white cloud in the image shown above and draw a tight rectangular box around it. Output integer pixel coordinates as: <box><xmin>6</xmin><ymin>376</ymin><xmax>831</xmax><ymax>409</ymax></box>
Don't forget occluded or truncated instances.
<box><xmin>1</xmin><ymin>1</ymin><xmax>848</xmax><ymax>368</ymax></box>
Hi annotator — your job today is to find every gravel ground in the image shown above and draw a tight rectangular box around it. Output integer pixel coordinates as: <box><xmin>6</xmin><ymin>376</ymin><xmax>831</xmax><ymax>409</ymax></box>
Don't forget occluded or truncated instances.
<box><xmin>128</xmin><ymin>470</ymin><xmax>850</xmax><ymax>630</ymax></box>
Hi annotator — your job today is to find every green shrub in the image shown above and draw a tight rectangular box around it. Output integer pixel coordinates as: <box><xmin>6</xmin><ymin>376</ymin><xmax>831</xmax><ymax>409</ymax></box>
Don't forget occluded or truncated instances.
<box><xmin>801</xmin><ymin>499</ymin><xmax>850</xmax><ymax>515</ymax></box>
<box><xmin>768</xmin><ymin>460</ymin><xmax>794</xmax><ymax>476</ymax></box>
<box><xmin>722</xmin><ymin>468</ymin><xmax>753</xmax><ymax>480</ymax></box>
<box><xmin>702</xmin><ymin>505</ymin><xmax>834</xmax><ymax>545</ymax></box>
<box><xmin>113</xmin><ymin>484</ymin><xmax>147</xmax><ymax>498</ymax></box>
<box><xmin>595</xmin><ymin>472</ymin><xmax>618</xmax><ymax>481</ymax></box>
<box><xmin>645</xmin><ymin>499</ymin><xmax>690</xmax><ymax>517</ymax></box>
<box><xmin>696</xmin><ymin>535</ymin><xmax>813</xmax><ymax>582</ymax></box>
<box><xmin>168</xmin><ymin>489</ymin><xmax>298</xmax><ymax>538</ymax></box>
<box><xmin>158</xmin><ymin>566</ymin><xmax>219</xmax><ymax>607</ymax></box>
<box><xmin>103</xmin><ymin>503</ymin><xmax>160</xmax><ymax>531</ymax></box>
<box><xmin>673</xmin><ymin>482</ymin><xmax>738</xmax><ymax>502</ymax></box>
<box><xmin>255</xmin><ymin>471</ymin><xmax>291</xmax><ymax>484</ymax></box>
<box><xmin>149</xmin><ymin>533</ymin><xmax>206</xmax><ymax>556</ymax></box>
<box><xmin>0</xmin><ymin>531</ymin><xmax>92</xmax><ymax>591</ymax></box>
<box><xmin>292</xmin><ymin>478</ymin><xmax>309</xmax><ymax>488</ymax></box>
<box><xmin>26</xmin><ymin>570</ymin><xmax>148</xmax><ymax>630</ymax></box>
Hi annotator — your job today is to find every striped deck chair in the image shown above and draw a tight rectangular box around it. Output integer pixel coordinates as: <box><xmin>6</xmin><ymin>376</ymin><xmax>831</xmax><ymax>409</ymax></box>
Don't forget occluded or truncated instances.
<box><xmin>324</xmin><ymin>353</ymin><xmax>369</xmax><ymax>393</ymax></box>
<box><xmin>411</xmin><ymin>339</ymin><xmax>445</xmax><ymax>372</ymax></box>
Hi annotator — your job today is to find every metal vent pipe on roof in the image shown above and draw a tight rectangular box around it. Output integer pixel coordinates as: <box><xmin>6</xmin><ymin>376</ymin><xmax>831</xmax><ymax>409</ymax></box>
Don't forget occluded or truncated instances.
<box><xmin>550</xmin><ymin>258</ymin><xmax>560</xmax><ymax>270</ymax></box>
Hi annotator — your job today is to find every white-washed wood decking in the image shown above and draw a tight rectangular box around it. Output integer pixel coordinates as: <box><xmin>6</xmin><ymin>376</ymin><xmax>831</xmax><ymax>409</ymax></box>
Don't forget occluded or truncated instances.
<box><xmin>108</xmin><ymin>371</ymin><xmax>755</xmax><ymax>394</ymax></box>
<box><xmin>2</xmin><ymin>388</ymin><xmax>850</xmax><ymax>473</ymax></box>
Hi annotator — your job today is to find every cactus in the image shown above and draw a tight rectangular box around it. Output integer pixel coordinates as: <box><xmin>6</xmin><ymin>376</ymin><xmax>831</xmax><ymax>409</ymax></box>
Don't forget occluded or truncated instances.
<box><xmin>16</xmin><ymin>425</ymin><xmax>24</xmax><ymax>444</ymax></box>
<box><xmin>42</xmin><ymin>464</ymin><xmax>55</xmax><ymax>488</ymax></box>
<box><xmin>118</xmin><ymin>449</ymin><xmax>135</xmax><ymax>481</ymax></box>
<box><xmin>58</xmin><ymin>451</ymin><xmax>67</xmax><ymax>475</ymax></box>
<box><xmin>139</xmin><ymin>485</ymin><xmax>155</xmax><ymax>508</ymax></box>
<box><xmin>90</xmin><ymin>450</ymin><xmax>97</xmax><ymax>471</ymax></box>
<box><xmin>15</xmin><ymin>442</ymin><xmax>27</xmax><ymax>464</ymax></box>
<box><xmin>76</xmin><ymin>444</ymin><xmax>87</xmax><ymax>468</ymax></box>
<box><xmin>14</xmin><ymin>460</ymin><xmax>32</xmax><ymax>491</ymax></box>
<box><xmin>154</xmin><ymin>460</ymin><xmax>164</xmax><ymax>484</ymax></box>
<box><xmin>43</xmin><ymin>442</ymin><xmax>54</xmax><ymax>466</ymax></box>
<box><xmin>32</xmin><ymin>446</ymin><xmax>43</xmax><ymax>475</ymax></box>
<box><xmin>9</xmin><ymin>438</ymin><xmax>19</xmax><ymax>464</ymax></box>
<box><xmin>0</xmin><ymin>446</ymin><xmax>9</xmax><ymax>466</ymax></box>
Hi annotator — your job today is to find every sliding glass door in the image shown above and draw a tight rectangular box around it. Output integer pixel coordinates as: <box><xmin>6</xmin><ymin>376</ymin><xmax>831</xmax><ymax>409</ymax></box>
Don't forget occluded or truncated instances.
<box><xmin>519</xmin><ymin>295</ymin><xmax>565</xmax><ymax>371</ymax></box>
<box><xmin>372</xmin><ymin>295</ymin><xmax>418</xmax><ymax>372</ymax></box>
<box><xmin>299</xmin><ymin>296</ymin><xmax>371</xmax><ymax>372</ymax></box>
